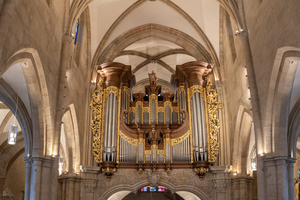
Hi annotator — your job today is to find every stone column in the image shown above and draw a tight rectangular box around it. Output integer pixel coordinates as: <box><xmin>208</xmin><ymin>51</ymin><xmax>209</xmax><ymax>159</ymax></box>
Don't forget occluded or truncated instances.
<box><xmin>247</xmin><ymin>178</ymin><xmax>253</xmax><ymax>200</ymax></box>
<box><xmin>0</xmin><ymin>177</ymin><xmax>5</xmax><ymax>197</ymax></box>
<box><xmin>62</xmin><ymin>179</ymin><xmax>66</xmax><ymax>200</ymax></box>
<box><xmin>231</xmin><ymin>178</ymin><xmax>240</xmax><ymax>200</ymax></box>
<box><xmin>264</xmin><ymin>157</ymin><xmax>277</xmax><ymax>200</ymax></box>
<box><xmin>57</xmin><ymin>180</ymin><xmax>62</xmax><ymax>200</ymax></box>
<box><xmin>66</xmin><ymin>178</ymin><xmax>75</xmax><ymax>200</ymax></box>
<box><xmin>211</xmin><ymin>166</ymin><xmax>230</xmax><ymax>200</ymax></box>
<box><xmin>240</xmin><ymin>32</ymin><xmax>265</xmax><ymax>200</ymax></box>
<box><xmin>24</xmin><ymin>158</ymin><xmax>32</xmax><ymax>200</ymax></box>
<box><xmin>275</xmin><ymin>157</ymin><xmax>288</xmax><ymax>199</ymax></box>
<box><xmin>239</xmin><ymin>178</ymin><xmax>248</xmax><ymax>200</ymax></box>
<box><xmin>40</xmin><ymin>157</ymin><xmax>53</xmax><ymax>200</ymax></box>
<box><xmin>30</xmin><ymin>157</ymin><xmax>43</xmax><ymax>200</ymax></box>
<box><xmin>287</xmin><ymin>158</ymin><xmax>296</xmax><ymax>200</ymax></box>
<box><xmin>53</xmin><ymin>35</ymin><xmax>73</xmax><ymax>156</ymax></box>
<box><xmin>74</xmin><ymin>179</ymin><xmax>81</xmax><ymax>200</ymax></box>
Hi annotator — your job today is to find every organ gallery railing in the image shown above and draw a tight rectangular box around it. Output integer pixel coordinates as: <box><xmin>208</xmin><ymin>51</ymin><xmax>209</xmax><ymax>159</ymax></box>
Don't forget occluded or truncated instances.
<box><xmin>90</xmin><ymin>61</ymin><xmax>222</xmax><ymax>181</ymax></box>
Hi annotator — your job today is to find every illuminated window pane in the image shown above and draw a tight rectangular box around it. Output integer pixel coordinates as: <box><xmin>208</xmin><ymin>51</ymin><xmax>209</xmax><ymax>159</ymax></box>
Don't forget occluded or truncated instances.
<box><xmin>74</xmin><ymin>19</ymin><xmax>79</xmax><ymax>44</ymax></box>
<box><xmin>150</xmin><ymin>187</ymin><xmax>156</xmax><ymax>192</ymax></box>
<box><xmin>141</xmin><ymin>187</ymin><xmax>148</xmax><ymax>192</ymax></box>
<box><xmin>158</xmin><ymin>187</ymin><xmax>165</xmax><ymax>192</ymax></box>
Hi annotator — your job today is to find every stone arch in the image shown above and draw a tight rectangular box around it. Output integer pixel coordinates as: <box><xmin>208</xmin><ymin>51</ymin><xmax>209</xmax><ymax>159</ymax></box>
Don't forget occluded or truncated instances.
<box><xmin>0</xmin><ymin>79</ymin><xmax>32</xmax><ymax>157</ymax></box>
<box><xmin>264</xmin><ymin>47</ymin><xmax>300</xmax><ymax>156</ymax></box>
<box><xmin>0</xmin><ymin>132</ymin><xmax>25</xmax><ymax>178</ymax></box>
<box><xmin>232</xmin><ymin>105</ymin><xmax>253</xmax><ymax>174</ymax></box>
<box><xmin>101</xmin><ymin>180</ymin><xmax>209</xmax><ymax>200</ymax></box>
<box><xmin>2</xmin><ymin>48</ymin><xmax>53</xmax><ymax>157</ymax></box>
<box><xmin>288</xmin><ymin>98</ymin><xmax>300</xmax><ymax>158</ymax></box>
<box><xmin>61</xmin><ymin>104</ymin><xmax>81</xmax><ymax>173</ymax></box>
<box><xmin>95</xmin><ymin>24</ymin><xmax>213</xmax><ymax>67</ymax></box>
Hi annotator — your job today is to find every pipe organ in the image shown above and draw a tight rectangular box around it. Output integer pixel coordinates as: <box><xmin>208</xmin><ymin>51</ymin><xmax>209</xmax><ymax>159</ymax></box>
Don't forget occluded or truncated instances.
<box><xmin>91</xmin><ymin>61</ymin><xmax>222</xmax><ymax>181</ymax></box>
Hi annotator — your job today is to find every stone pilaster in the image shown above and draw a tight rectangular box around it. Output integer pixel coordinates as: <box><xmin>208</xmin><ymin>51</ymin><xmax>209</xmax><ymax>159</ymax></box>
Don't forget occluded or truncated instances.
<box><xmin>40</xmin><ymin>157</ymin><xmax>54</xmax><ymax>200</ymax></box>
<box><xmin>211</xmin><ymin>166</ymin><xmax>230</xmax><ymax>200</ymax></box>
<box><xmin>287</xmin><ymin>158</ymin><xmax>296</xmax><ymax>200</ymax></box>
<box><xmin>0</xmin><ymin>177</ymin><xmax>5</xmax><ymax>199</ymax></box>
<box><xmin>24</xmin><ymin>158</ymin><xmax>32</xmax><ymax>200</ymax></box>
<box><xmin>30</xmin><ymin>157</ymin><xmax>43</xmax><ymax>200</ymax></box>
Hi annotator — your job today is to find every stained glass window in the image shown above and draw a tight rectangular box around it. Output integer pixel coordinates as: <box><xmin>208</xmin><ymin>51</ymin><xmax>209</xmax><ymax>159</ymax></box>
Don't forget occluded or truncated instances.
<box><xmin>158</xmin><ymin>187</ymin><xmax>165</xmax><ymax>192</ymax></box>
<box><xmin>141</xmin><ymin>187</ymin><xmax>148</xmax><ymax>192</ymax></box>
<box><xmin>150</xmin><ymin>187</ymin><xmax>156</xmax><ymax>192</ymax></box>
<box><xmin>74</xmin><ymin>19</ymin><xmax>79</xmax><ymax>44</ymax></box>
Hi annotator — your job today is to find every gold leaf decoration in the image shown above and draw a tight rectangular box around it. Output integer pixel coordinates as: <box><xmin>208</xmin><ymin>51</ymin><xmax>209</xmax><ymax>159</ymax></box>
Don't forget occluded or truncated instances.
<box><xmin>205</xmin><ymin>78</ymin><xmax>223</xmax><ymax>163</ymax></box>
<box><xmin>120</xmin><ymin>131</ymin><xmax>138</xmax><ymax>146</ymax></box>
<box><xmin>90</xmin><ymin>79</ymin><xmax>105</xmax><ymax>163</ymax></box>
<box><xmin>171</xmin><ymin>131</ymin><xmax>190</xmax><ymax>146</ymax></box>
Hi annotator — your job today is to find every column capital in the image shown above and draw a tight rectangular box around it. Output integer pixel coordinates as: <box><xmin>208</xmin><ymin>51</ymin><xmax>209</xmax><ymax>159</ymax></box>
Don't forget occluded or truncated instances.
<box><xmin>62</xmin><ymin>34</ymin><xmax>73</xmax><ymax>44</ymax></box>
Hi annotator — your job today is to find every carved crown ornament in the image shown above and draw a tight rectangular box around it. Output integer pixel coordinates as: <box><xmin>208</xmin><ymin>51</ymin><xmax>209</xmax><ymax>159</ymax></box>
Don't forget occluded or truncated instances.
<box><xmin>90</xmin><ymin>61</ymin><xmax>222</xmax><ymax>181</ymax></box>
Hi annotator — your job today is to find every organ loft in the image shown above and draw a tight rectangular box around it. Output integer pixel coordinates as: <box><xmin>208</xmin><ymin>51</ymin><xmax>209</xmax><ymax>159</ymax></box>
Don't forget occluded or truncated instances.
<box><xmin>90</xmin><ymin>61</ymin><xmax>223</xmax><ymax>181</ymax></box>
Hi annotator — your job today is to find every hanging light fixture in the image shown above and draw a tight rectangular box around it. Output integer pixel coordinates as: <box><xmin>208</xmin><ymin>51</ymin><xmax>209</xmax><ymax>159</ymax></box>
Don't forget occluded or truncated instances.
<box><xmin>8</xmin><ymin>86</ymin><xmax>21</xmax><ymax>145</ymax></box>
<box><xmin>251</xmin><ymin>157</ymin><xmax>257</xmax><ymax>171</ymax></box>
<box><xmin>59</xmin><ymin>157</ymin><xmax>64</xmax><ymax>175</ymax></box>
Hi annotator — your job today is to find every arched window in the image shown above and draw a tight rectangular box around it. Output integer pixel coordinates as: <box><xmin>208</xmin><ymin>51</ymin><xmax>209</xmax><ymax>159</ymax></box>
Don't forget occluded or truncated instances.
<box><xmin>74</xmin><ymin>19</ymin><xmax>79</xmax><ymax>44</ymax></box>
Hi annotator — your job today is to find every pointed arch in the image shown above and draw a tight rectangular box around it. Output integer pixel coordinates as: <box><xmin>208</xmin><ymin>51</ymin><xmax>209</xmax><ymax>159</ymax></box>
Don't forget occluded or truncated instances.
<box><xmin>264</xmin><ymin>47</ymin><xmax>300</xmax><ymax>156</ymax></box>
<box><xmin>2</xmin><ymin>48</ymin><xmax>54</xmax><ymax>157</ymax></box>
<box><xmin>232</xmin><ymin>105</ymin><xmax>253</xmax><ymax>174</ymax></box>
<box><xmin>60</xmin><ymin>104</ymin><xmax>80</xmax><ymax>173</ymax></box>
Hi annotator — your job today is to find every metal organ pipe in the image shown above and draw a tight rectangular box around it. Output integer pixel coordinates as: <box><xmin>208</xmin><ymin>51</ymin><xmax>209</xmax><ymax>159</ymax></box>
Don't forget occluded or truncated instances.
<box><xmin>192</xmin><ymin>95</ymin><xmax>199</xmax><ymax>161</ymax></box>
<box><xmin>200</xmin><ymin>94</ymin><xmax>207</xmax><ymax>161</ymax></box>
<box><xmin>111</xmin><ymin>96</ymin><xmax>116</xmax><ymax>161</ymax></box>
<box><xmin>195</xmin><ymin>92</ymin><xmax>203</xmax><ymax>161</ymax></box>
<box><xmin>107</xmin><ymin>94</ymin><xmax>113</xmax><ymax>161</ymax></box>
<box><xmin>103</xmin><ymin>95</ymin><xmax>110</xmax><ymax>161</ymax></box>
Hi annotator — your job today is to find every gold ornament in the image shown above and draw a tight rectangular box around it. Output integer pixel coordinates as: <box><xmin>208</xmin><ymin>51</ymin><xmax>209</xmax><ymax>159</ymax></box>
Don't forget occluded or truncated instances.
<box><xmin>90</xmin><ymin>79</ymin><xmax>105</xmax><ymax>163</ymax></box>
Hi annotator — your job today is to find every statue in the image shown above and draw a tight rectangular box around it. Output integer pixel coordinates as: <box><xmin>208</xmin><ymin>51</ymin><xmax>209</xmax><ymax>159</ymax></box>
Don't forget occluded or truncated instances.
<box><xmin>148</xmin><ymin>70</ymin><xmax>158</xmax><ymax>85</ymax></box>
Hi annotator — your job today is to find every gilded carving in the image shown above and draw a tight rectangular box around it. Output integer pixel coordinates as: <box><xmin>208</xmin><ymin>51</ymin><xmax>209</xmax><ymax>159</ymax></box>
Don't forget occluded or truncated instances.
<box><xmin>90</xmin><ymin>79</ymin><xmax>105</xmax><ymax>163</ymax></box>
<box><xmin>105</xmin><ymin>86</ymin><xmax>119</xmax><ymax>99</ymax></box>
<box><xmin>205</xmin><ymin>78</ymin><xmax>223</xmax><ymax>163</ymax></box>
<box><xmin>171</xmin><ymin>131</ymin><xmax>189</xmax><ymax>146</ymax></box>
<box><xmin>120</xmin><ymin>131</ymin><xmax>138</xmax><ymax>146</ymax></box>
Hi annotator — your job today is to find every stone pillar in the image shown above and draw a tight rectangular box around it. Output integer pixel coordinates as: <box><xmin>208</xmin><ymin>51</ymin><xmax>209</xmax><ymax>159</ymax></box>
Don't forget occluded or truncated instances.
<box><xmin>264</xmin><ymin>157</ymin><xmax>277</xmax><ymax>200</ymax></box>
<box><xmin>240</xmin><ymin>32</ymin><xmax>265</xmax><ymax>200</ymax></box>
<box><xmin>0</xmin><ymin>177</ymin><xmax>5</xmax><ymax>196</ymax></box>
<box><xmin>252</xmin><ymin>171</ymin><xmax>258</xmax><ymax>200</ymax></box>
<box><xmin>231</xmin><ymin>178</ymin><xmax>240</xmax><ymax>200</ymax></box>
<box><xmin>40</xmin><ymin>157</ymin><xmax>53</xmax><ymax>200</ymax></box>
<box><xmin>239</xmin><ymin>178</ymin><xmax>248</xmax><ymax>200</ymax></box>
<box><xmin>66</xmin><ymin>178</ymin><xmax>75</xmax><ymax>200</ymax></box>
<box><xmin>62</xmin><ymin>179</ymin><xmax>66</xmax><ymax>200</ymax></box>
<box><xmin>30</xmin><ymin>157</ymin><xmax>43</xmax><ymax>200</ymax></box>
<box><xmin>247</xmin><ymin>178</ymin><xmax>253</xmax><ymax>200</ymax></box>
<box><xmin>57</xmin><ymin>180</ymin><xmax>62</xmax><ymax>200</ymax></box>
<box><xmin>211</xmin><ymin>166</ymin><xmax>230</xmax><ymax>200</ymax></box>
<box><xmin>287</xmin><ymin>158</ymin><xmax>296</xmax><ymax>200</ymax></box>
<box><xmin>24</xmin><ymin>159</ymin><xmax>32</xmax><ymax>200</ymax></box>
<box><xmin>74</xmin><ymin>179</ymin><xmax>81</xmax><ymax>200</ymax></box>
<box><xmin>276</xmin><ymin>157</ymin><xmax>288</xmax><ymax>199</ymax></box>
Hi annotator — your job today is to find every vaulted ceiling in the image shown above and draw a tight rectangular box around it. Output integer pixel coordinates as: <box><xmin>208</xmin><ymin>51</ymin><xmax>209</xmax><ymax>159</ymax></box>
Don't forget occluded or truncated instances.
<box><xmin>88</xmin><ymin>0</ymin><xmax>220</xmax><ymax>83</ymax></box>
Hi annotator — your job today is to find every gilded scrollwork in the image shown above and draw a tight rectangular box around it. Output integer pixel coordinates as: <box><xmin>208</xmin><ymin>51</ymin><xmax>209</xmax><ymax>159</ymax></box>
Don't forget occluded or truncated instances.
<box><xmin>205</xmin><ymin>78</ymin><xmax>222</xmax><ymax>163</ymax></box>
<box><xmin>123</xmin><ymin>86</ymin><xmax>130</xmax><ymax>97</ymax></box>
<box><xmin>105</xmin><ymin>86</ymin><xmax>119</xmax><ymax>99</ymax></box>
<box><xmin>120</xmin><ymin>131</ymin><xmax>138</xmax><ymax>146</ymax></box>
<box><xmin>90</xmin><ymin>79</ymin><xmax>105</xmax><ymax>163</ymax></box>
<box><xmin>188</xmin><ymin>85</ymin><xmax>205</xmax><ymax>98</ymax></box>
<box><xmin>171</xmin><ymin>131</ymin><xmax>189</xmax><ymax>146</ymax></box>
